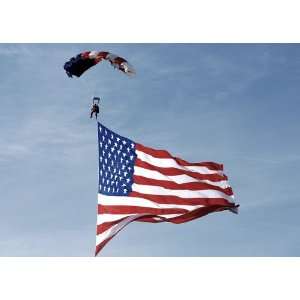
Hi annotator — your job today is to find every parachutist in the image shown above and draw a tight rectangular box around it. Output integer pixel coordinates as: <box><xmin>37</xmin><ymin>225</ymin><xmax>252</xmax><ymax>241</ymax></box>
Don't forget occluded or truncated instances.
<box><xmin>90</xmin><ymin>103</ymin><xmax>100</xmax><ymax>119</ymax></box>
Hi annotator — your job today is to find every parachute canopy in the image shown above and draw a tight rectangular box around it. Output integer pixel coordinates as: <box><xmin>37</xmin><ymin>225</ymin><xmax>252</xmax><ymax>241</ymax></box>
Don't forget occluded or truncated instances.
<box><xmin>64</xmin><ymin>51</ymin><xmax>135</xmax><ymax>78</ymax></box>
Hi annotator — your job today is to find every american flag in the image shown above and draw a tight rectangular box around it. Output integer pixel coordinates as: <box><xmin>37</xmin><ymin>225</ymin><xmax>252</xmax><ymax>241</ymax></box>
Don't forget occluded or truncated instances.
<box><xmin>96</xmin><ymin>122</ymin><xmax>238</xmax><ymax>255</ymax></box>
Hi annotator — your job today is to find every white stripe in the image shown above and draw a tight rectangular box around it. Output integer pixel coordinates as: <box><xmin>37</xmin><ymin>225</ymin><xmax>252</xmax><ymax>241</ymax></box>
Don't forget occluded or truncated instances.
<box><xmin>98</xmin><ymin>194</ymin><xmax>204</xmax><ymax>210</ymax></box>
<box><xmin>134</xmin><ymin>166</ymin><xmax>229</xmax><ymax>188</ymax></box>
<box><xmin>97</xmin><ymin>213</ymin><xmax>183</xmax><ymax>226</ymax></box>
<box><xmin>88</xmin><ymin>51</ymin><xmax>98</xmax><ymax>58</ymax></box>
<box><xmin>97</xmin><ymin>213</ymin><xmax>134</xmax><ymax>224</ymax></box>
<box><xmin>132</xmin><ymin>183</ymin><xmax>234</xmax><ymax>202</ymax></box>
<box><xmin>136</xmin><ymin>150</ymin><xmax>223</xmax><ymax>175</ymax></box>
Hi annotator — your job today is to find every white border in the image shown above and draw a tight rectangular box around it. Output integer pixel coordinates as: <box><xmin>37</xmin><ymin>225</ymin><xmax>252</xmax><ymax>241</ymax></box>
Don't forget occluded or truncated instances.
<box><xmin>0</xmin><ymin>258</ymin><xmax>299</xmax><ymax>300</ymax></box>
<box><xmin>0</xmin><ymin>0</ymin><xmax>300</xmax><ymax>42</ymax></box>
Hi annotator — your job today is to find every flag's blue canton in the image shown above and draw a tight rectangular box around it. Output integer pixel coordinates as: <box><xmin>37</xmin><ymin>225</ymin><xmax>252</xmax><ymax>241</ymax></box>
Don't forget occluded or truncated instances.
<box><xmin>98</xmin><ymin>123</ymin><xmax>137</xmax><ymax>196</ymax></box>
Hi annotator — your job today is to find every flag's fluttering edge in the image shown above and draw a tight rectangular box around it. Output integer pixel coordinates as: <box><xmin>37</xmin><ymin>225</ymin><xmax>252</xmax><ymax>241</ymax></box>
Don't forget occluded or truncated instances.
<box><xmin>96</xmin><ymin>122</ymin><xmax>238</xmax><ymax>255</ymax></box>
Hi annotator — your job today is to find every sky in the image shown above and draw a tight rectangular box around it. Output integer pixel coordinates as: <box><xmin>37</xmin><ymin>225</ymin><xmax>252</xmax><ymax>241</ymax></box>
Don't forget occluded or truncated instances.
<box><xmin>0</xmin><ymin>43</ymin><xmax>300</xmax><ymax>256</ymax></box>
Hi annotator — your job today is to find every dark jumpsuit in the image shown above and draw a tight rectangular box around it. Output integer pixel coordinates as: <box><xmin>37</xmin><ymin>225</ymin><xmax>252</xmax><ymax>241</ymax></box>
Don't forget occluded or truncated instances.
<box><xmin>90</xmin><ymin>104</ymin><xmax>100</xmax><ymax>119</ymax></box>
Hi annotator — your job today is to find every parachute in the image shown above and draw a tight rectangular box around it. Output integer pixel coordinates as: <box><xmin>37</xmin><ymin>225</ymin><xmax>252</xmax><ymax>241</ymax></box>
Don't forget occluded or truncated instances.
<box><xmin>63</xmin><ymin>51</ymin><xmax>135</xmax><ymax>78</ymax></box>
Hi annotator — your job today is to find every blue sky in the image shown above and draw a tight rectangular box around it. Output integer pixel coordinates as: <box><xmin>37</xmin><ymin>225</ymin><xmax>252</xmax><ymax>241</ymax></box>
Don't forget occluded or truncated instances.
<box><xmin>0</xmin><ymin>43</ymin><xmax>299</xmax><ymax>256</ymax></box>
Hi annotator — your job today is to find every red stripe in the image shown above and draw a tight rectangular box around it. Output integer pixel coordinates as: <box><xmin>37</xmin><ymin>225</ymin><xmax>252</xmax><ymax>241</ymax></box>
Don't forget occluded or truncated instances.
<box><xmin>98</xmin><ymin>204</ymin><xmax>187</xmax><ymax>215</ymax></box>
<box><xmin>135</xmin><ymin>158</ymin><xmax>228</xmax><ymax>181</ymax></box>
<box><xmin>135</xmin><ymin>205</ymin><xmax>232</xmax><ymax>224</ymax></box>
<box><xmin>136</xmin><ymin>144</ymin><xmax>223</xmax><ymax>170</ymax></box>
<box><xmin>96</xmin><ymin>214</ymin><xmax>165</xmax><ymax>235</ymax></box>
<box><xmin>133</xmin><ymin>175</ymin><xmax>233</xmax><ymax>196</ymax></box>
<box><xmin>136</xmin><ymin>216</ymin><xmax>163</xmax><ymax>223</ymax></box>
<box><xmin>95</xmin><ymin>236</ymin><xmax>114</xmax><ymax>256</ymax></box>
<box><xmin>113</xmin><ymin>56</ymin><xmax>127</xmax><ymax>64</ymax></box>
<box><xmin>164</xmin><ymin>205</ymin><xmax>231</xmax><ymax>224</ymax></box>
<box><xmin>129</xmin><ymin>191</ymin><xmax>234</xmax><ymax>206</ymax></box>
<box><xmin>81</xmin><ymin>51</ymin><xmax>91</xmax><ymax>59</ymax></box>
<box><xmin>97</xmin><ymin>218</ymin><xmax>126</xmax><ymax>235</ymax></box>
<box><xmin>98</xmin><ymin>51</ymin><xmax>109</xmax><ymax>59</ymax></box>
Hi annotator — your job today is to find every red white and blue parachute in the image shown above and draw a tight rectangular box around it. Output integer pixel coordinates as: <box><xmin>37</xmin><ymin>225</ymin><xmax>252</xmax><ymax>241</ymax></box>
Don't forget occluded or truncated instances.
<box><xmin>64</xmin><ymin>51</ymin><xmax>135</xmax><ymax>78</ymax></box>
